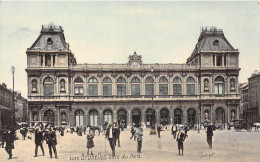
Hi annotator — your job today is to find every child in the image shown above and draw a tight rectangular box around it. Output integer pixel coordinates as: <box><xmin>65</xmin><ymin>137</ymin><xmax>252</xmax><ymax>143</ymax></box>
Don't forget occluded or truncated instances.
<box><xmin>134</xmin><ymin>128</ymin><xmax>143</xmax><ymax>153</ymax></box>
<box><xmin>86</xmin><ymin>128</ymin><xmax>94</xmax><ymax>155</ymax></box>
<box><xmin>176</xmin><ymin>128</ymin><xmax>185</xmax><ymax>156</ymax></box>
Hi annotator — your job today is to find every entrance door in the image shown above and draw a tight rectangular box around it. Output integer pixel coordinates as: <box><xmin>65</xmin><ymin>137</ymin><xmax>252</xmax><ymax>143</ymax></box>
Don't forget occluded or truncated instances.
<box><xmin>216</xmin><ymin>108</ymin><xmax>225</xmax><ymax>124</ymax></box>
<box><xmin>75</xmin><ymin>110</ymin><xmax>84</xmax><ymax>127</ymax></box>
<box><xmin>146</xmin><ymin>109</ymin><xmax>154</xmax><ymax>127</ymax></box>
<box><xmin>132</xmin><ymin>109</ymin><xmax>141</xmax><ymax>127</ymax></box>
<box><xmin>160</xmin><ymin>108</ymin><xmax>169</xmax><ymax>125</ymax></box>
<box><xmin>118</xmin><ymin>109</ymin><xmax>127</xmax><ymax>128</ymax></box>
<box><xmin>44</xmin><ymin>110</ymin><xmax>55</xmax><ymax>126</ymax></box>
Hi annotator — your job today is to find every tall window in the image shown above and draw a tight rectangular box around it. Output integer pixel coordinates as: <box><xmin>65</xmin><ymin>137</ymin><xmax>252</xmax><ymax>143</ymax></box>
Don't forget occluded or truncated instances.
<box><xmin>173</xmin><ymin>77</ymin><xmax>182</xmax><ymax>94</ymax></box>
<box><xmin>75</xmin><ymin>110</ymin><xmax>84</xmax><ymax>127</ymax></box>
<box><xmin>214</xmin><ymin>76</ymin><xmax>224</xmax><ymax>95</ymax></box>
<box><xmin>103</xmin><ymin>109</ymin><xmax>113</xmax><ymax>123</ymax></box>
<box><xmin>89</xmin><ymin>109</ymin><xmax>98</xmax><ymax>126</ymax></box>
<box><xmin>45</xmin><ymin>55</ymin><xmax>51</xmax><ymax>67</ymax></box>
<box><xmin>74</xmin><ymin>77</ymin><xmax>83</xmax><ymax>95</ymax></box>
<box><xmin>187</xmin><ymin>108</ymin><xmax>196</xmax><ymax>124</ymax></box>
<box><xmin>186</xmin><ymin>77</ymin><xmax>195</xmax><ymax>95</ymax></box>
<box><xmin>230</xmin><ymin>78</ymin><xmax>235</xmax><ymax>91</ymax></box>
<box><xmin>145</xmin><ymin>77</ymin><xmax>154</xmax><ymax>95</ymax></box>
<box><xmin>44</xmin><ymin>77</ymin><xmax>54</xmax><ymax>95</ymax></box>
<box><xmin>204</xmin><ymin>79</ymin><xmax>209</xmax><ymax>91</ymax></box>
<box><xmin>131</xmin><ymin>77</ymin><xmax>140</xmax><ymax>96</ymax></box>
<box><xmin>44</xmin><ymin>109</ymin><xmax>54</xmax><ymax>123</ymax></box>
<box><xmin>103</xmin><ymin>77</ymin><xmax>112</xmax><ymax>96</ymax></box>
<box><xmin>117</xmin><ymin>77</ymin><xmax>126</xmax><ymax>96</ymax></box>
<box><xmin>174</xmin><ymin>108</ymin><xmax>182</xmax><ymax>124</ymax></box>
<box><xmin>88</xmin><ymin>77</ymin><xmax>98</xmax><ymax>96</ymax></box>
<box><xmin>60</xmin><ymin>79</ymin><xmax>66</xmax><ymax>93</ymax></box>
<box><xmin>159</xmin><ymin>77</ymin><xmax>168</xmax><ymax>95</ymax></box>
<box><xmin>32</xmin><ymin>79</ymin><xmax>37</xmax><ymax>93</ymax></box>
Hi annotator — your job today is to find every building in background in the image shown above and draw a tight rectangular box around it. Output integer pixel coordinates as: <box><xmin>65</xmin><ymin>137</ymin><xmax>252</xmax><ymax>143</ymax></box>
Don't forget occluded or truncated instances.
<box><xmin>26</xmin><ymin>24</ymin><xmax>240</xmax><ymax>128</ymax></box>
<box><xmin>15</xmin><ymin>92</ymin><xmax>28</xmax><ymax>122</ymax></box>
<box><xmin>239</xmin><ymin>82</ymin><xmax>248</xmax><ymax>119</ymax></box>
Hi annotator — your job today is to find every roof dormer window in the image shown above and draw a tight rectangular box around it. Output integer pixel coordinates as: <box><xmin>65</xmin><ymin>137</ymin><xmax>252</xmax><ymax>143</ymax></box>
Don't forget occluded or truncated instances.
<box><xmin>213</xmin><ymin>39</ymin><xmax>219</xmax><ymax>46</ymax></box>
<box><xmin>47</xmin><ymin>38</ymin><xmax>53</xmax><ymax>45</ymax></box>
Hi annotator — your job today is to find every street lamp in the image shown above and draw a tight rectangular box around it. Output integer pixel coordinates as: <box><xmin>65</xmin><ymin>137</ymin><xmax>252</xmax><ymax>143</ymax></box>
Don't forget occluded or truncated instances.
<box><xmin>11</xmin><ymin>66</ymin><xmax>15</xmax><ymax>128</ymax></box>
<box><xmin>150</xmin><ymin>67</ymin><xmax>156</xmax><ymax>135</ymax></box>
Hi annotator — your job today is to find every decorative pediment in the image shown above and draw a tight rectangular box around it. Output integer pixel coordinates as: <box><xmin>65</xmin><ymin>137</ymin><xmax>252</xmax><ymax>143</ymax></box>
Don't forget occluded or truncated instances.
<box><xmin>128</xmin><ymin>51</ymin><xmax>142</xmax><ymax>66</ymax></box>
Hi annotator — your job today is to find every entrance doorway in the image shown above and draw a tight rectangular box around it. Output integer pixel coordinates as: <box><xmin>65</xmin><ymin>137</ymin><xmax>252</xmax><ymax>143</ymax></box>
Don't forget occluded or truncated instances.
<box><xmin>44</xmin><ymin>109</ymin><xmax>55</xmax><ymax>126</ymax></box>
<box><xmin>117</xmin><ymin>109</ymin><xmax>127</xmax><ymax>128</ymax></box>
<box><xmin>160</xmin><ymin>108</ymin><xmax>169</xmax><ymax>125</ymax></box>
<box><xmin>132</xmin><ymin>109</ymin><xmax>141</xmax><ymax>127</ymax></box>
<box><xmin>216</xmin><ymin>107</ymin><xmax>225</xmax><ymax>124</ymax></box>
<box><xmin>146</xmin><ymin>108</ymin><xmax>155</xmax><ymax>128</ymax></box>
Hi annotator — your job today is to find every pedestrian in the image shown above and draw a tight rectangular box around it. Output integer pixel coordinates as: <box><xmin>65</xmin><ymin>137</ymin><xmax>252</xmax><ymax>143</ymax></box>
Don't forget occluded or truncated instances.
<box><xmin>105</xmin><ymin>122</ymin><xmax>116</xmax><ymax>157</ymax></box>
<box><xmin>176</xmin><ymin>128</ymin><xmax>185</xmax><ymax>156</ymax></box>
<box><xmin>157</xmin><ymin>125</ymin><xmax>161</xmax><ymax>138</ymax></box>
<box><xmin>34</xmin><ymin>127</ymin><xmax>45</xmax><ymax>157</ymax></box>
<box><xmin>44</xmin><ymin>127</ymin><xmax>58</xmax><ymax>159</ymax></box>
<box><xmin>206</xmin><ymin>123</ymin><xmax>214</xmax><ymax>149</ymax></box>
<box><xmin>83</xmin><ymin>125</ymin><xmax>86</xmax><ymax>135</ymax></box>
<box><xmin>5</xmin><ymin>129</ymin><xmax>15</xmax><ymax>159</ymax></box>
<box><xmin>86</xmin><ymin>127</ymin><xmax>95</xmax><ymax>155</ymax></box>
<box><xmin>130</xmin><ymin>125</ymin><xmax>136</xmax><ymax>141</ymax></box>
<box><xmin>134</xmin><ymin>127</ymin><xmax>143</xmax><ymax>153</ymax></box>
<box><xmin>113</xmin><ymin>123</ymin><xmax>121</xmax><ymax>147</ymax></box>
<box><xmin>171</xmin><ymin>124</ymin><xmax>178</xmax><ymax>139</ymax></box>
<box><xmin>0</xmin><ymin>128</ymin><xmax>6</xmax><ymax>148</ymax></box>
<box><xmin>184</xmin><ymin>124</ymin><xmax>189</xmax><ymax>139</ymax></box>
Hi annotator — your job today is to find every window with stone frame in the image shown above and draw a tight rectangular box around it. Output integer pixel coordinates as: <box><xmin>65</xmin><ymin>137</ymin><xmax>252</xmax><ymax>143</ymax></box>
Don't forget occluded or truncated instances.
<box><xmin>88</xmin><ymin>77</ymin><xmax>98</xmax><ymax>96</ymax></box>
<box><xmin>214</xmin><ymin>76</ymin><xmax>224</xmax><ymax>95</ymax></box>
<box><xmin>131</xmin><ymin>77</ymin><xmax>140</xmax><ymax>96</ymax></box>
<box><xmin>117</xmin><ymin>77</ymin><xmax>126</xmax><ymax>96</ymax></box>
<box><xmin>43</xmin><ymin>77</ymin><xmax>54</xmax><ymax>95</ymax></box>
<box><xmin>159</xmin><ymin>77</ymin><xmax>168</xmax><ymax>95</ymax></box>
<box><xmin>145</xmin><ymin>77</ymin><xmax>154</xmax><ymax>95</ymax></box>
<box><xmin>186</xmin><ymin>77</ymin><xmax>195</xmax><ymax>95</ymax></box>
<box><xmin>103</xmin><ymin>77</ymin><xmax>112</xmax><ymax>96</ymax></box>
<box><xmin>173</xmin><ymin>77</ymin><xmax>182</xmax><ymax>95</ymax></box>
<box><xmin>74</xmin><ymin>77</ymin><xmax>83</xmax><ymax>95</ymax></box>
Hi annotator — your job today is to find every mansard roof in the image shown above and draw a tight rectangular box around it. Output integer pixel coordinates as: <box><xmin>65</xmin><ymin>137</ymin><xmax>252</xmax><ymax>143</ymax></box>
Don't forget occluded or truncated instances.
<box><xmin>29</xmin><ymin>23</ymin><xmax>69</xmax><ymax>51</ymax></box>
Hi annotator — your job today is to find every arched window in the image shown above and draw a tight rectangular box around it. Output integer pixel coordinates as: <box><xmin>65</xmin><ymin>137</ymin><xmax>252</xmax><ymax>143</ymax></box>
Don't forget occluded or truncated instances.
<box><xmin>159</xmin><ymin>77</ymin><xmax>168</xmax><ymax>95</ymax></box>
<box><xmin>60</xmin><ymin>79</ymin><xmax>66</xmax><ymax>92</ymax></box>
<box><xmin>44</xmin><ymin>109</ymin><xmax>54</xmax><ymax>123</ymax></box>
<box><xmin>160</xmin><ymin>108</ymin><xmax>169</xmax><ymax>125</ymax></box>
<box><xmin>103</xmin><ymin>109</ymin><xmax>113</xmax><ymax>124</ymax></box>
<box><xmin>174</xmin><ymin>108</ymin><xmax>182</xmax><ymax>124</ymax></box>
<box><xmin>145</xmin><ymin>77</ymin><xmax>154</xmax><ymax>95</ymax></box>
<box><xmin>43</xmin><ymin>77</ymin><xmax>54</xmax><ymax>95</ymax></box>
<box><xmin>187</xmin><ymin>109</ymin><xmax>196</xmax><ymax>124</ymax></box>
<box><xmin>32</xmin><ymin>79</ymin><xmax>37</xmax><ymax>93</ymax></box>
<box><xmin>74</xmin><ymin>77</ymin><xmax>83</xmax><ymax>95</ymax></box>
<box><xmin>204</xmin><ymin>79</ymin><xmax>209</xmax><ymax>91</ymax></box>
<box><xmin>132</xmin><ymin>109</ymin><xmax>141</xmax><ymax>127</ymax></box>
<box><xmin>75</xmin><ymin>110</ymin><xmax>84</xmax><ymax>127</ymax></box>
<box><xmin>131</xmin><ymin>77</ymin><xmax>140</xmax><ymax>96</ymax></box>
<box><xmin>214</xmin><ymin>76</ymin><xmax>224</xmax><ymax>95</ymax></box>
<box><xmin>89</xmin><ymin>109</ymin><xmax>98</xmax><ymax>126</ymax></box>
<box><xmin>88</xmin><ymin>77</ymin><xmax>98</xmax><ymax>96</ymax></box>
<box><xmin>117</xmin><ymin>77</ymin><xmax>126</xmax><ymax>96</ymax></box>
<box><xmin>173</xmin><ymin>77</ymin><xmax>182</xmax><ymax>94</ymax></box>
<box><xmin>215</xmin><ymin>107</ymin><xmax>225</xmax><ymax>124</ymax></box>
<box><xmin>146</xmin><ymin>108</ymin><xmax>155</xmax><ymax>127</ymax></box>
<box><xmin>186</xmin><ymin>77</ymin><xmax>195</xmax><ymax>95</ymax></box>
<box><xmin>117</xmin><ymin>109</ymin><xmax>127</xmax><ymax>128</ymax></box>
<box><xmin>103</xmin><ymin>77</ymin><xmax>112</xmax><ymax>96</ymax></box>
<box><xmin>230</xmin><ymin>78</ymin><xmax>236</xmax><ymax>91</ymax></box>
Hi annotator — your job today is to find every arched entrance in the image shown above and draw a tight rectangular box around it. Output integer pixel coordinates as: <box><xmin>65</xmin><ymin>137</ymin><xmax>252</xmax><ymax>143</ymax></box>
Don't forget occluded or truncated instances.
<box><xmin>75</xmin><ymin>110</ymin><xmax>84</xmax><ymax>127</ymax></box>
<box><xmin>89</xmin><ymin>109</ymin><xmax>98</xmax><ymax>126</ymax></box>
<box><xmin>103</xmin><ymin>109</ymin><xmax>113</xmax><ymax>124</ymax></box>
<box><xmin>132</xmin><ymin>109</ymin><xmax>141</xmax><ymax>127</ymax></box>
<box><xmin>215</xmin><ymin>107</ymin><xmax>225</xmax><ymax>124</ymax></box>
<box><xmin>160</xmin><ymin>108</ymin><xmax>169</xmax><ymax>125</ymax></box>
<box><xmin>146</xmin><ymin>108</ymin><xmax>155</xmax><ymax>128</ymax></box>
<box><xmin>117</xmin><ymin>109</ymin><xmax>127</xmax><ymax>128</ymax></box>
<box><xmin>187</xmin><ymin>108</ymin><xmax>196</xmax><ymax>124</ymax></box>
<box><xmin>174</xmin><ymin>108</ymin><xmax>182</xmax><ymax>124</ymax></box>
<box><xmin>44</xmin><ymin>109</ymin><xmax>55</xmax><ymax>125</ymax></box>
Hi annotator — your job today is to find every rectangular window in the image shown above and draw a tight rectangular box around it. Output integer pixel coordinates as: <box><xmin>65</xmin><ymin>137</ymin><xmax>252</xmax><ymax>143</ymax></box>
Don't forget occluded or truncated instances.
<box><xmin>74</xmin><ymin>84</ymin><xmax>83</xmax><ymax>95</ymax></box>
<box><xmin>145</xmin><ymin>84</ymin><xmax>154</xmax><ymax>95</ymax></box>
<box><xmin>217</xmin><ymin>55</ymin><xmax>222</xmax><ymax>66</ymax></box>
<box><xmin>187</xmin><ymin>84</ymin><xmax>195</xmax><ymax>95</ymax></box>
<box><xmin>103</xmin><ymin>84</ymin><xmax>112</xmax><ymax>96</ymax></box>
<box><xmin>131</xmin><ymin>84</ymin><xmax>140</xmax><ymax>96</ymax></box>
<box><xmin>45</xmin><ymin>55</ymin><xmax>51</xmax><ymax>67</ymax></box>
<box><xmin>117</xmin><ymin>84</ymin><xmax>126</xmax><ymax>96</ymax></box>
<box><xmin>44</xmin><ymin>84</ymin><xmax>54</xmax><ymax>95</ymax></box>
<box><xmin>173</xmin><ymin>84</ymin><xmax>182</xmax><ymax>94</ymax></box>
<box><xmin>88</xmin><ymin>84</ymin><xmax>98</xmax><ymax>96</ymax></box>
<box><xmin>159</xmin><ymin>84</ymin><xmax>168</xmax><ymax>95</ymax></box>
<box><xmin>213</xmin><ymin>55</ymin><xmax>215</xmax><ymax>66</ymax></box>
<box><xmin>214</xmin><ymin>84</ymin><xmax>223</xmax><ymax>95</ymax></box>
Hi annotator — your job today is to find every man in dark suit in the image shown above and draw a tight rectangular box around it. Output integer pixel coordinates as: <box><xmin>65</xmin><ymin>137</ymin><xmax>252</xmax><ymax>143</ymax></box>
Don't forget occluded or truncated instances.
<box><xmin>113</xmin><ymin>123</ymin><xmax>121</xmax><ymax>147</ymax></box>
<box><xmin>5</xmin><ymin>129</ymin><xmax>15</xmax><ymax>159</ymax></box>
<box><xmin>206</xmin><ymin>123</ymin><xmax>214</xmax><ymax>148</ymax></box>
<box><xmin>44</xmin><ymin>127</ymin><xmax>58</xmax><ymax>159</ymax></box>
<box><xmin>34</xmin><ymin>127</ymin><xmax>45</xmax><ymax>157</ymax></box>
<box><xmin>157</xmin><ymin>125</ymin><xmax>161</xmax><ymax>138</ymax></box>
<box><xmin>105</xmin><ymin>122</ymin><xmax>116</xmax><ymax>157</ymax></box>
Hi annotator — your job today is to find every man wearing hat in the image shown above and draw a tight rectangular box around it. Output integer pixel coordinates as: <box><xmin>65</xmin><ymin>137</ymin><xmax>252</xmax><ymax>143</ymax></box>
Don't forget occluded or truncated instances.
<box><xmin>176</xmin><ymin>128</ymin><xmax>185</xmax><ymax>156</ymax></box>
<box><xmin>34</xmin><ymin>127</ymin><xmax>45</xmax><ymax>157</ymax></box>
<box><xmin>44</xmin><ymin>127</ymin><xmax>58</xmax><ymax>159</ymax></box>
<box><xmin>105</xmin><ymin>122</ymin><xmax>116</xmax><ymax>157</ymax></box>
<box><xmin>134</xmin><ymin>127</ymin><xmax>143</xmax><ymax>153</ymax></box>
<box><xmin>206</xmin><ymin>123</ymin><xmax>214</xmax><ymax>148</ymax></box>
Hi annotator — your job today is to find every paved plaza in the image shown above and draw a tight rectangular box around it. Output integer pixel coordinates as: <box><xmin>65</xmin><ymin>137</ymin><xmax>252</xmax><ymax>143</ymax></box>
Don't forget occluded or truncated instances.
<box><xmin>1</xmin><ymin>128</ymin><xmax>260</xmax><ymax>162</ymax></box>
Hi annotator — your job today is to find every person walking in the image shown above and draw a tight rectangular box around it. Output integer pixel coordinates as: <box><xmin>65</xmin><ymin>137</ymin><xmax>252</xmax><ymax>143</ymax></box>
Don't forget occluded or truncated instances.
<box><xmin>34</xmin><ymin>127</ymin><xmax>45</xmax><ymax>157</ymax></box>
<box><xmin>130</xmin><ymin>125</ymin><xmax>136</xmax><ymax>141</ymax></box>
<box><xmin>184</xmin><ymin>124</ymin><xmax>189</xmax><ymax>139</ymax></box>
<box><xmin>44</xmin><ymin>127</ymin><xmax>58</xmax><ymax>159</ymax></box>
<box><xmin>134</xmin><ymin>127</ymin><xmax>143</xmax><ymax>153</ymax></box>
<box><xmin>113</xmin><ymin>123</ymin><xmax>121</xmax><ymax>147</ymax></box>
<box><xmin>171</xmin><ymin>124</ymin><xmax>178</xmax><ymax>139</ymax></box>
<box><xmin>0</xmin><ymin>128</ymin><xmax>6</xmax><ymax>148</ymax></box>
<box><xmin>176</xmin><ymin>128</ymin><xmax>185</xmax><ymax>156</ymax></box>
<box><xmin>86</xmin><ymin>127</ymin><xmax>94</xmax><ymax>155</ymax></box>
<box><xmin>206</xmin><ymin>123</ymin><xmax>214</xmax><ymax>149</ymax></box>
<box><xmin>105</xmin><ymin>122</ymin><xmax>116</xmax><ymax>157</ymax></box>
<box><xmin>157</xmin><ymin>125</ymin><xmax>161</xmax><ymax>138</ymax></box>
<box><xmin>5</xmin><ymin>129</ymin><xmax>15</xmax><ymax>159</ymax></box>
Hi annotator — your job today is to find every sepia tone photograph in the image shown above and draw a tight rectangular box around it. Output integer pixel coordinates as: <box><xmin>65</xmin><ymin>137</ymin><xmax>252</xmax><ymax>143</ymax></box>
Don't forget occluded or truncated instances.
<box><xmin>0</xmin><ymin>1</ymin><xmax>260</xmax><ymax>162</ymax></box>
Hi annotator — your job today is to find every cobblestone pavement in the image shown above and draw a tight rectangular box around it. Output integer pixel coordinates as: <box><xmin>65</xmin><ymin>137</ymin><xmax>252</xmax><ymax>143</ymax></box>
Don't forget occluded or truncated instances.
<box><xmin>1</xmin><ymin>128</ymin><xmax>260</xmax><ymax>162</ymax></box>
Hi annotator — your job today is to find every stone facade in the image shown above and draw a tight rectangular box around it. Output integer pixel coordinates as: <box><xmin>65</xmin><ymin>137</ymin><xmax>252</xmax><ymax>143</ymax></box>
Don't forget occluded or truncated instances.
<box><xmin>26</xmin><ymin>25</ymin><xmax>240</xmax><ymax>128</ymax></box>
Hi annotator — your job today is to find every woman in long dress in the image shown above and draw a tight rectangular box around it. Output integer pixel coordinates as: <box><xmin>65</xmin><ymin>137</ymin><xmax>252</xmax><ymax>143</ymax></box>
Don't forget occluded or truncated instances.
<box><xmin>86</xmin><ymin>126</ymin><xmax>94</xmax><ymax>155</ymax></box>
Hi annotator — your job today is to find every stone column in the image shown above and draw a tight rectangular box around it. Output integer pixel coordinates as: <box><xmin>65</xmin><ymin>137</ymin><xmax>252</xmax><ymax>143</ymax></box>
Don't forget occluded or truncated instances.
<box><xmin>210</xmin><ymin>105</ymin><xmax>213</xmax><ymax>123</ymax></box>
<box><xmin>170</xmin><ymin>112</ymin><xmax>173</xmax><ymax>125</ymax></box>
<box><xmin>98</xmin><ymin>112</ymin><xmax>103</xmax><ymax>127</ymax></box>
<box><xmin>43</xmin><ymin>55</ymin><xmax>45</xmax><ymax>67</ymax></box>
<box><xmin>128</xmin><ymin>111</ymin><xmax>132</xmax><ymax>128</ymax></box>
<box><xmin>50</xmin><ymin>54</ymin><xmax>53</xmax><ymax>67</ymax></box>
<box><xmin>227</xmin><ymin>105</ymin><xmax>230</xmax><ymax>123</ymax></box>
<box><xmin>183</xmin><ymin>112</ymin><xmax>187</xmax><ymax>124</ymax></box>
<box><xmin>222</xmin><ymin>55</ymin><xmax>224</xmax><ymax>67</ymax></box>
<box><xmin>127</xmin><ymin>78</ymin><xmax>130</xmax><ymax>95</ymax></box>
<box><xmin>113</xmin><ymin>113</ymin><xmax>117</xmax><ymax>123</ymax></box>
<box><xmin>141</xmin><ymin>113</ymin><xmax>146</xmax><ymax>126</ymax></box>
<box><xmin>55</xmin><ymin>54</ymin><xmax>58</xmax><ymax>67</ymax></box>
<box><xmin>57</xmin><ymin>107</ymin><xmax>60</xmax><ymax>126</ymax></box>
<box><xmin>214</xmin><ymin>55</ymin><xmax>217</xmax><ymax>66</ymax></box>
<box><xmin>156</xmin><ymin>110</ymin><xmax>160</xmax><ymax>125</ymax></box>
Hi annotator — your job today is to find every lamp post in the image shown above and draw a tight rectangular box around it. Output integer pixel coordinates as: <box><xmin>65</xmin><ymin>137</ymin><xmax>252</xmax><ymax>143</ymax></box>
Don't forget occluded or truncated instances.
<box><xmin>11</xmin><ymin>66</ymin><xmax>15</xmax><ymax>128</ymax></box>
<box><xmin>150</xmin><ymin>67</ymin><xmax>156</xmax><ymax>135</ymax></box>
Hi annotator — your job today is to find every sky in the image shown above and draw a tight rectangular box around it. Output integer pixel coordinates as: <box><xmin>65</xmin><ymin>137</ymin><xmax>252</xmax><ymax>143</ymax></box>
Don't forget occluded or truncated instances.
<box><xmin>0</xmin><ymin>1</ymin><xmax>259</xmax><ymax>98</ymax></box>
